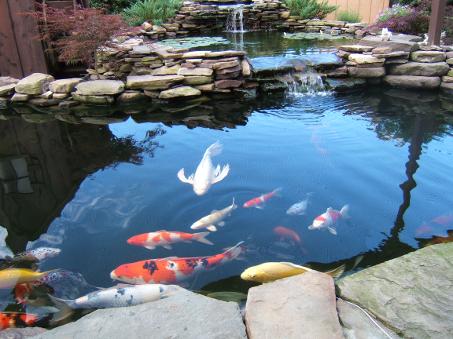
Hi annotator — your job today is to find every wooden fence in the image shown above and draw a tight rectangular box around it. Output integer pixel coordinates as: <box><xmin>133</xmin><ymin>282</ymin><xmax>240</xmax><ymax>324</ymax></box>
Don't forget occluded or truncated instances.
<box><xmin>0</xmin><ymin>0</ymin><xmax>89</xmax><ymax>78</ymax></box>
<box><xmin>326</xmin><ymin>0</ymin><xmax>390</xmax><ymax>23</ymax></box>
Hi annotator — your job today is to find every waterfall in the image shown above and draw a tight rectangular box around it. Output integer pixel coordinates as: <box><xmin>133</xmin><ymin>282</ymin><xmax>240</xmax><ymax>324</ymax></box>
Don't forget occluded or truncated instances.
<box><xmin>226</xmin><ymin>5</ymin><xmax>245</xmax><ymax>33</ymax></box>
<box><xmin>280</xmin><ymin>72</ymin><xmax>330</xmax><ymax>97</ymax></box>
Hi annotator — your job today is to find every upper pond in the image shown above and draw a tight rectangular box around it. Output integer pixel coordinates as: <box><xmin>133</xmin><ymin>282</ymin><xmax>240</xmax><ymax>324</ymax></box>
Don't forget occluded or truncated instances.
<box><xmin>0</xmin><ymin>33</ymin><xmax>453</xmax><ymax>315</ymax></box>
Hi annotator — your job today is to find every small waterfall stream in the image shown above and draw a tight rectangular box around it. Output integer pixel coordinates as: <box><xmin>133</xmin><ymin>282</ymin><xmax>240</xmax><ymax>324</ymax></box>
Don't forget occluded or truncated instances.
<box><xmin>280</xmin><ymin>71</ymin><xmax>330</xmax><ymax>97</ymax></box>
<box><xmin>226</xmin><ymin>5</ymin><xmax>246</xmax><ymax>33</ymax></box>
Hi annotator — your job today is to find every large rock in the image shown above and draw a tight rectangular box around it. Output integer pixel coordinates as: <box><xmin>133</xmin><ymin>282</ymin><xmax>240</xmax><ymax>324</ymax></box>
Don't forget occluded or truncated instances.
<box><xmin>49</xmin><ymin>78</ymin><xmax>82</xmax><ymax>93</ymax></box>
<box><xmin>383</xmin><ymin>75</ymin><xmax>440</xmax><ymax>89</ymax></box>
<box><xmin>337</xmin><ymin>243</ymin><xmax>453</xmax><ymax>339</ymax></box>
<box><xmin>388</xmin><ymin>62</ymin><xmax>449</xmax><ymax>76</ymax></box>
<box><xmin>0</xmin><ymin>83</ymin><xmax>17</xmax><ymax>96</ymax></box>
<box><xmin>410</xmin><ymin>50</ymin><xmax>446</xmax><ymax>63</ymax></box>
<box><xmin>0</xmin><ymin>327</ymin><xmax>47</xmax><ymax>338</ymax></box>
<box><xmin>178</xmin><ymin>67</ymin><xmax>213</xmax><ymax>76</ymax></box>
<box><xmin>34</xmin><ymin>287</ymin><xmax>246</xmax><ymax>339</ymax></box>
<box><xmin>72</xmin><ymin>93</ymin><xmax>115</xmax><ymax>104</ymax></box>
<box><xmin>245</xmin><ymin>272</ymin><xmax>344</xmax><ymax>339</ymax></box>
<box><xmin>325</xmin><ymin>78</ymin><xmax>366</xmax><ymax>91</ymax></box>
<box><xmin>126</xmin><ymin>75</ymin><xmax>184</xmax><ymax>90</ymax></box>
<box><xmin>359</xmin><ymin>34</ymin><xmax>421</xmax><ymax>53</ymax></box>
<box><xmin>441</xmin><ymin>81</ymin><xmax>453</xmax><ymax>95</ymax></box>
<box><xmin>15</xmin><ymin>73</ymin><xmax>55</xmax><ymax>95</ymax></box>
<box><xmin>348</xmin><ymin>67</ymin><xmax>385</xmax><ymax>78</ymax></box>
<box><xmin>337</xmin><ymin>298</ymin><xmax>399</xmax><ymax>339</ymax></box>
<box><xmin>159</xmin><ymin>86</ymin><xmax>201</xmax><ymax>99</ymax></box>
<box><xmin>75</xmin><ymin>80</ymin><xmax>124</xmax><ymax>96</ymax></box>
<box><xmin>348</xmin><ymin>54</ymin><xmax>385</xmax><ymax>65</ymax></box>
<box><xmin>183</xmin><ymin>76</ymin><xmax>213</xmax><ymax>85</ymax></box>
<box><xmin>0</xmin><ymin>76</ymin><xmax>19</xmax><ymax>87</ymax></box>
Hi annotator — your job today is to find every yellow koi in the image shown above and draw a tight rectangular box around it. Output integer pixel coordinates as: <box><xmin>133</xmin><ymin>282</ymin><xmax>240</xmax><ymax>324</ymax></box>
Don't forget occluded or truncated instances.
<box><xmin>0</xmin><ymin>268</ymin><xmax>56</xmax><ymax>289</ymax></box>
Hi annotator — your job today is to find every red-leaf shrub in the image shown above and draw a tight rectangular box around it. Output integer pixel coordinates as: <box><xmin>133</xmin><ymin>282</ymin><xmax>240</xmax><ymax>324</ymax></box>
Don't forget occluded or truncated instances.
<box><xmin>30</xmin><ymin>5</ymin><xmax>126</xmax><ymax>66</ymax></box>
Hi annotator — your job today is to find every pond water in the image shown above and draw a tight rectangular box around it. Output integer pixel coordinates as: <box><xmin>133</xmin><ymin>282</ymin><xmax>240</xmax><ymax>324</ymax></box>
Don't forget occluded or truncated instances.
<box><xmin>1</xmin><ymin>35</ymin><xmax>453</xmax><ymax>324</ymax></box>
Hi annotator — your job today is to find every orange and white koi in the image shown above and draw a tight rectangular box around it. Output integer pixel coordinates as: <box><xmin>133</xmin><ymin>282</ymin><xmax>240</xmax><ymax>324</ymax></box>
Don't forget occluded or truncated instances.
<box><xmin>0</xmin><ymin>312</ymin><xmax>40</xmax><ymax>330</ymax></box>
<box><xmin>110</xmin><ymin>241</ymin><xmax>245</xmax><ymax>284</ymax></box>
<box><xmin>243</xmin><ymin>188</ymin><xmax>282</xmax><ymax>209</ymax></box>
<box><xmin>273</xmin><ymin>226</ymin><xmax>301</xmax><ymax>243</ymax></box>
<box><xmin>127</xmin><ymin>230</ymin><xmax>213</xmax><ymax>250</ymax></box>
<box><xmin>308</xmin><ymin>205</ymin><xmax>349</xmax><ymax>235</ymax></box>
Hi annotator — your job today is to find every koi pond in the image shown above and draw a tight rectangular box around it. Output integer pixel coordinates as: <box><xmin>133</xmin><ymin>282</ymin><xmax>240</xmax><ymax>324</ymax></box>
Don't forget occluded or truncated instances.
<box><xmin>0</xmin><ymin>32</ymin><xmax>453</xmax><ymax>326</ymax></box>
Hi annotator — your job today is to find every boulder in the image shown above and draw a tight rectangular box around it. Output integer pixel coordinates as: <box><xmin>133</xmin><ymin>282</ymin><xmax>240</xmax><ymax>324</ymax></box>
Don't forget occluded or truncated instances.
<box><xmin>348</xmin><ymin>54</ymin><xmax>385</xmax><ymax>65</ymax></box>
<box><xmin>337</xmin><ymin>243</ymin><xmax>453</xmax><ymax>339</ymax></box>
<box><xmin>441</xmin><ymin>82</ymin><xmax>453</xmax><ymax>95</ymax></box>
<box><xmin>337</xmin><ymin>299</ymin><xmax>398</xmax><ymax>339</ymax></box>
<box><xmin>159</xmin><ymin>86</ymin><xmax>201</xmax><ymax>99</ymax></box>
<box><xmin>126</xmin><ymin>75</ymin><xmax>184</xmax><ymax>90</ymax></box>
<box><xmin>34</xmin><ymin>287</ymin><xmax>246</xmax><ymax>339</ymax></box>
<box><xmin>49</xmin><ymin>78</ymin><xmax>82</xmax><ymax>93</ymax></box>
<box><xmin>324</xmin><ymin>78</ymin><xmax>366</xmax><ymax>91</ymax></box>
<box><xmin>183</xmin><ymin>76</ymin><xmax>213</xmax><ymax>85</ymax></box>
<box><xmin>215</xmin><ymin>80</ymin><xmax>243</xmax><ymax>89</ymax></box>
<box><xmin>410</xmin><ymin>50</ymin><xmax>446</xmax><ymax>63</ymax></box>
<box><xmin>348</xmin><ymin>67</ymin><xmax>385</xmax><ymax>78</ymax></box>
<box><xmin>388</xmin><ymin>62</ymin><xmax>449</xmax><ymax>76</ymax></box>
<box><xmin>15</xmin><ymin>73</ymin><xmax>55</xmax><ymax>95</ymax></box>
<box><xmin>0</xmin><ymin>83</ymin><xmax>17</xmax><ymax>96</ymax></box>
<box><xmin>245</xmin><ymin>272</ymin><xmax>344</xmax><ymax>339</ymax></box>
<box><xmin>72</xmin><ymin>93</ymin><xmax>115</xmax><ymax>104</ymax></box>
<box><xmin>339</xmin><ymin>45</ymin><xmax>374</xmax><ymax>53</ymax></box>
<box><xmin>75</xmin><ymin>80</ymin><xmax>124</xmax><ymax>96</ymax></box>
<box><xmin>383</xmin><ymin>75</ymin><xmax>440</xmax><ymax>89</ymax></box>
<box><xmin>178</xmin><ymin>68</ymin><xmax>213</xmax><ymax>76</ymax></box>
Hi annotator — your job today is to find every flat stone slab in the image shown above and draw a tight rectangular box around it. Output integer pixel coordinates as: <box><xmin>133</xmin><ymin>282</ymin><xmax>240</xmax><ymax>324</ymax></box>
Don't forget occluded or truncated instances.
<box><xmin>337</xmin><ymin>243</ymin><xmax>453</xmax><ymax>339</ymax></box>
<box><xmin>75</xmin><ymin>80</ymin><xmax>124</xmax><ymax>96</ymax></box>
<box><xmin>359</xmin><ymin>34</ymin><xmax>421</xmax><ymax>53</ymax></box>
<box><xmin>34</xmin><ymin>287</ymin><xmax>246</xmax><ymax>339</ymax></box>
<box><xmin>245</xmin><ymin>271</ymin><xmax>344</xmax><ymax>339</ymax></box>
<box><xmin>388</xmin><ymin>62</ymin><xmax>449</xmax><ymax>76</ymax></box>
<box><xmin>383</xmin><ymin>75</ymin><xmax>440</xmax><ymax>89</ymax></box>
<box><xmin>126</xmin><ymin>75</ymin><xmax>184</xmax><ymax>90</ymax></box>
<box><xmin>337</xmin><ymin>298</ymin><xmax>400</xmax><ymax>339</ymax></box>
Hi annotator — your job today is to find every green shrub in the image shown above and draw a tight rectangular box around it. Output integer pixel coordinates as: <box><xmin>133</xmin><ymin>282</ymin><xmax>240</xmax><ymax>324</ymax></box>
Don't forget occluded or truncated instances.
<box><xmin>284</xmin><ymin>0</ymin><xmax>337</xmax><ymax>20</ymax></box>
<box><xmin>90</xmin><ymin>0</ymin><xmax>138</xmax><ymax>13</ymax></box>
<box><xmin>337</xmin><ymin>10</ymin><xmax>361</xmax><ymax>23</ymax></box>
<box><xmin>122</xmin><ymin>0</ymin><xmax>182</xmax><ymax>26</ymax></box>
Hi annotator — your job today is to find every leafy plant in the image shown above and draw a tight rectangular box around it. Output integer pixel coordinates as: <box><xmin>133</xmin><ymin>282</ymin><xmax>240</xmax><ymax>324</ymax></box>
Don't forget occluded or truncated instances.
<box><xmin>337</xmin><ymin>10</ymin><xmax>361</xmax><ymax>23</ymax></box>
<box><xmin>283</xmin><ymin>0</ymin><xmax>337</xmax><ymax>20</ymax></box>
<box><xmin>122</xmin><ymin>0</ymin><xmax>183</xmax><ymax>26</ymax></box>
<box><xmin>377</xmin><ymin>4</ymin><xmax>412</xmax><ymax>22</ymax></box>
<box><xmin>31</xmin><ymin>5</ymin><xmax>126</xmax><ymax>65</ymax></box>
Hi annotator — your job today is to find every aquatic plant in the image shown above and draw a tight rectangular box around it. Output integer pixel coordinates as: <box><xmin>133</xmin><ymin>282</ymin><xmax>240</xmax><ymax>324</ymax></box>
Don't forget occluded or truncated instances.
<box><xmin>157</xmin><ymin>37</ymin><xmax>230</xmax><ymax>49</ymax></box>
<box><xmin>30</xmin><ymin>5</ymin><xmax>126</xmax><ymax>65</ymax></box>
<box><xmin>283</xmin><ymin>0</ymin><xmax>337</xmax><ymax>20</ymax></box>
<box><xmin>337</xmin><ymin>10</ymin><xmax>361</xmax><ymax>23</ymax></box>
<box><xmin>122</xmin><ymin>0</ymin><xmax>183</xmax><ymax>26</ymax></box>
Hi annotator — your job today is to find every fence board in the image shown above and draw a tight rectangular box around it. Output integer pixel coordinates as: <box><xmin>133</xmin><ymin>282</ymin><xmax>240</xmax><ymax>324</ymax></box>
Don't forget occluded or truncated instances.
<box><xmin>326</xmin><ymin>0</ymin><xmax>389</xmax><ymax>23</ymax></box>
<box><xmin>0</xmin><ymin>1</ymin><xmax>23</xmax><ymax>77</ymax></box>
<box><xmin>8</xmin><ymin>0</ymin><xmax>48</xmax><ymax>76</ymax></box>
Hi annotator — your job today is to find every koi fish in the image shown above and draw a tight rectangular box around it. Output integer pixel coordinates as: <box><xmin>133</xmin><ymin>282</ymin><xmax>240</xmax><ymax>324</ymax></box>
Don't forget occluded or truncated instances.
<box><xmin>273</xmin><ymin>226</ymin><xmax>301</xmax><ymax>243</ymax></box>
<box><xmin>0</xmin><ymin>312</ymin><xmax>40</xmax><ymax>330</ymax></box>
<box><xmin>0</xmin><ymin>268</ymin><xmax>57</xmax><ymax>289</ymax></box>
<box><xmin>49</xmin><ymin>284</ymin><xmax>173</xmax><ymax>323</ymax></box>
<box><xmin>18</xmin><ymin>247</ymin><xmax>61</xmax><ymax>261</ymax></box>
<box><xmin>177</xmin><ymin>141</ymin><xmax>230</xmax><ymax>196</ymax></box>
<box><xmin>243</xmin><ymin>188</ymin><xmax>282</xmax><ymax>209</ymax></box>
<box><xmin>191</xmin><ymin>199</ymin><xmax>237</xmax><ymax>232</ymax></box>
<box><xmin>240</xmin><ymin>262</ymin><xmax>345</xmax><ymax>283</ymax></box>
<box><xmin>110</xmin><ymin>241</ymin><xmax>245</xmax><ymax>284</ymax></box>
<box><xmin>39</xmin><ymin>269</ymin><xmax>98</xmax><ymax>300</ymax></box>
<box><xmin>308</xmin><ymin>205</ymin><xmax>349</xmax><ymax>235</ymax></box>
<box><xmin>286</xmin><ymin>193</ymin><xmax>312</xmax><ymax>215</ymax></box>
<box><xmin>128</xmin><ymin>230</ymin><xmax>213</xmax><ymax>250</ymax></box>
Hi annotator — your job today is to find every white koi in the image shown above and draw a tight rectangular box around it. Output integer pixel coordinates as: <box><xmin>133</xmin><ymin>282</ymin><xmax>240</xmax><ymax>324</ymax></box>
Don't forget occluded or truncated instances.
<box><xmin>286</xmin><ymin>193</ymin><xmax>313</xmax><ymax>215</ymax></box>
<box><xmin>177</xmin><ymin>141</ymin><xmax>230</xmax><ymax>196</ymax></box>
<box><xmin>191</xmin><ymin>198</ymin><xmax>237</xmax><ymax>232</ymax></box>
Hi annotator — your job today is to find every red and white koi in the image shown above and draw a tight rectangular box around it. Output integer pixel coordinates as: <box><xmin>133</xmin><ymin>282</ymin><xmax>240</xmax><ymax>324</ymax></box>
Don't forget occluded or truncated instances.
<box><xmin>127</xmin><ymin>230</ymin><xmax>213</xmax><ymax>250</ymax></box>
<box><xmin>308</xmin><ymin>205</ymin><xmax>349</xmax><ymax>235</ymax></box>
<box><xmin>110</xmin><ymin>241</ymin><xmax>245</xmax><ymax>284</ymax></box>
<box><xmin>243</xmin><ymin>188</ymin><xmax>282</xmax><ymax>209</ymax></box>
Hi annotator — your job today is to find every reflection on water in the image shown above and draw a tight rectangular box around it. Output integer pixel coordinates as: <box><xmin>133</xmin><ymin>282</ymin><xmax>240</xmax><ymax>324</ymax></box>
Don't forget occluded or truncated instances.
<box><xmin>0</xmin><ymin>88</ymin><xmax>453</xmax><ymax>309</ymax></box>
